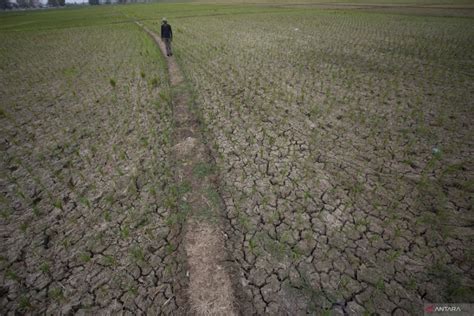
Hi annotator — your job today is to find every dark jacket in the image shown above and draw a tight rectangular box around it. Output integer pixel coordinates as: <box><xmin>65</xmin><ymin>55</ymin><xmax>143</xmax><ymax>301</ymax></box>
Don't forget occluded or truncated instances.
<box><xmin>161</xmin><ymin>23</ymin><xmax>172</xmax><ymax>39</ymax></box>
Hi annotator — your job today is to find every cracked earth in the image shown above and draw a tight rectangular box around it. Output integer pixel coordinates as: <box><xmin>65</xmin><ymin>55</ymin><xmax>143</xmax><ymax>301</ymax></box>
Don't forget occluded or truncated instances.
<box><xmin>139</xmin><ymin>22</ymin><xmax>237</xmax><ymax>315</ymax></box>
<box><xmin>1</xmin><ymin>4</ymin><xmax>473</xmax><ymax>316</ymax></box>
<box><xmin>0</xmin><ymin>24</ymin><xmax>187</xmax><ymax>314</ymax></box>
<box><xmin>165</xmin><ymin>11</ymin><xmax>474</xmax><ymax>315</ymax></box>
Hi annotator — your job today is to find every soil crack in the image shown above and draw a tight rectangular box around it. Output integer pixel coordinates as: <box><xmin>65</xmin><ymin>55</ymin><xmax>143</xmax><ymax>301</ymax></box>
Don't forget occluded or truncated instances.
<box><xmin>136</xmin><ymin>21</ymin><xmax>237</xmax><ymax>315</ymax></box>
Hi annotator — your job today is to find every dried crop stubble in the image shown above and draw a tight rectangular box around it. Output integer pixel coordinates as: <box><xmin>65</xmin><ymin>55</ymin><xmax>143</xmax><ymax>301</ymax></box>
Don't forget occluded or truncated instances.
<box><xmin>0</xmin><ymin>24</ymin><xmax>186</xmax><ymax>314</ymax></box>
<box><xmin>164</xmin><ymin>10</ymin><xmax>474</xmax><ymax>314</ymax></box>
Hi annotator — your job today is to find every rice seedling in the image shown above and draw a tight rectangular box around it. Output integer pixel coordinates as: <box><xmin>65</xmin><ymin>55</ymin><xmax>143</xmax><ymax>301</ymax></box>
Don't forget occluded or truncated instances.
<box><xmin>1</xmin><ymin>2</ymin><xmax>472</xmax><ymax>314</ymax></box>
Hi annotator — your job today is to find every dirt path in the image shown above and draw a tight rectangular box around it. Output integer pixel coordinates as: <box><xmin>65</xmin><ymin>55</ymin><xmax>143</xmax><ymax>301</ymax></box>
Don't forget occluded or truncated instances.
<box><xmin>136</xmin><ymin>22</ymin><xmax>237</xmax><ymax>315</ymax></box>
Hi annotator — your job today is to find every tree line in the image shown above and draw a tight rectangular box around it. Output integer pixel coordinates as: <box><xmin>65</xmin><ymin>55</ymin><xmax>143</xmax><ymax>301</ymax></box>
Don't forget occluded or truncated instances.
<box><xmin>0</xmin><ymin>0</ymin><xmax>148</xmax><ymax>9</ymax></box>
<box><xmin>1</xmin><ymin>0</ymin><xmax>65</xmax><ymax>9</ymax></box>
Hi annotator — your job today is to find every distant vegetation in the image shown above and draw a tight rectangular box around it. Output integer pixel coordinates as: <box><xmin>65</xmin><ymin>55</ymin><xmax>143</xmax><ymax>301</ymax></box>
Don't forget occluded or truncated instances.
<box><xmin>0</xmin><ymin>0</ymin><xmax>64</xmax><ymax>9</ymax></box>
<box><xmin>2</xmin><ymin>0</ymin><xmax>473</xmax><ymax>10</ymax></box>
<box><xmin>0</xmin><ymin>0</ymin><xmax>156</xmax><ymax>10</ymax></box>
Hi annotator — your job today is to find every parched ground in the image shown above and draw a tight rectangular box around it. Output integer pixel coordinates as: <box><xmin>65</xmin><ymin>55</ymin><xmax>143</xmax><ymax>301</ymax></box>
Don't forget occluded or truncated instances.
<box><xmin>167</xmin><ymin>8</ymin><xmax>474</xmax><ymax>315</ymax></box>
<box><xmin>1</xmin><ymin>3</ymin><xmax>473</xmax><ymax>315</ymax></box>
<box><xmin>0</xmin><ymin>23</ymin><xmax>188</xmax><ymax>314</ymax></box>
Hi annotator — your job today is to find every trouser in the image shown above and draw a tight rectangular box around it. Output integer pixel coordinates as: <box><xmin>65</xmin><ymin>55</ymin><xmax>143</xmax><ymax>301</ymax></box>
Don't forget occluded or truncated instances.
<box><xmin>163</xmin><ymin>38</ymin><xmax>172</xmax><ymax>56</ymax></box>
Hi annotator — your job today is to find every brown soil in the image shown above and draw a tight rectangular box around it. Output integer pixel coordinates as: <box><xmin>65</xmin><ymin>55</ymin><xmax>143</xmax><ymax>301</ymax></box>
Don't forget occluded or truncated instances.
<box><xmin>137</xmin><ymin>22</ymin><xmax>238</xmax><ymax>315</ymax></box>
<box><xmin>171</xmin><ymin>14</ymin><xmax>474</xmax><ymax>314</ymax></box>
<box><xmin>0</xmin><ymin>25</ymin><xmax>188</xmax><ymax>314</ymax></box>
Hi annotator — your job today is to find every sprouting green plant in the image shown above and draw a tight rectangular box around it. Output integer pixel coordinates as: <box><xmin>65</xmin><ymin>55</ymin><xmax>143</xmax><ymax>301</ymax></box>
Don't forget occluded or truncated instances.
<box><xmin>62</xmin><ymin>238</ymin><xmax>71</xmax><ymax>249</ymax></box>
<box><xmin>78</xmin><ymin>196</ymin><xmax>91</xmax><ymax>209</ymax></box>
<box><xmin>166</xmin><ymin>242</ymin><xmax>175</xmax><ymax>255</ymax></box>
<box><xmin>40</xmin><ymin>262</ymin><xmax>50</xmax><ymax>274</ymax></box>
<box><xmin>354</xmin><ymin>218</ymin><xmax>369</xmax><ymax>230</ymax></box>
<box><xmin>79</xmin><ymin>252</ymin><xmax>91</xmax><ymax>263</ymax></box>
<box><xmin>442</xmin><ymin>162</ymin><xmax>464</xmax><ymax>175</ymax></box>
<box><xmin>248</xmin><ymin>237</ymin><xmax>258</xmax><ymax>253</ymax></box>
<box><xmin>193</xmin><ymin>162</ymin><xmax>214</xmax><ymax>178</ymax></box>
<box><xmin>350</xmin><ymin>181</ymin><xmax>364</xmax><ymax>198</ymax></box>
<box><xmin>5</xmin><ymin>268</ymin><xmax>19</xmax><ymax>281</ymax></box>
<box><xmin>268</xmin><ymin>210</ymin><xmax>280</xmax><ymax>225</ymax></box>
<box><xmin>151</xmin><ymin>77</ymin><xmax>159</xmax><ymax>87</ymax></box>
<box><xmin>295</xmin><ymin>213</ymin><xmax>305</xmax><ymax>228</ymax></box>
<box><xmin>104</xmin><ymin>194</ymin><xmax>114</xmax><ymax>206</ymax></box>
<box><xmin>368</xmin><ymin>234</ymin><xmax>381</xmax><ymax>243</ymax></box>
<box><xmin>237</xmin><ymin>212</ymin><xmax>251</xmax><ymax>231</ymax></box>
<box><xmin>321</xmin><ymin>309</ymin><xmax>333</xmax><ymax>316</ymax></box>
<box><xmin>48</xmin><ymin>287</ymin><xmax>64</xmax><ymax>301</ymax></box>
<box><xmin>109</xmin><ymin>78</ymin><xmax>116</xmax><ymax>88</ymax></box>
<box><xmin>159</xmin><ymin>91</ymin><xmax>170</xmax><ymax>103</ymax></box>
<box><xmin>1</xmin><ymin>208</ymin><xmax>11</xmax><ymax>219</ymax></box>
<box><xmin>120</xmin><ymin>226</ymin><xmax>130</xmax><ymax>239</ymax></box>
<box><xmin>103</xmin><ymin>211</ymin><xmax>111</xmax><ymax>222</ymax></box>
<box><xmin>126</xmin><ymin>177</ymin><xmax>138</xmax><ymax>197</ymax></box>
<box><xmin>407</xmin><ymin>277</ymin><xmax>417</xmax><ymax>291</ymax></box>
<box><xmin>140</xmin><ymin>136</ymin><xmax>149</xmax><ymax>147</ymax></box>
<box><xmin>53</xmin><ymin>198</ymin><xmax>63</xmax><ymax>210</ymax></box>
<box><xmin>130</xmin><ymin>246</ymin><xmax>145</xmax><ymax>262</ymax></box>
<box><xmin>206</xmin><ymin>187</ymin><xmax>220</xmax><ymax>208</ymax></box>
<box><xmin>394</xmin><ymin>225</ymin><xmax>401</xmax><ymax>238</ymax></box>
<box><xmin>288</xmin><ymin>270</ymin><xmax>327</xmax><ymax>313</ymax></box>
<box><xmin>103</xmin><ymin>255</ymin><xmax>116</xmax><ymax>266</ymax></box>
<box><xmin>19</xmin><ymin>295</ymin><xmax>31</xmax><ymax>310</ymax></box>
<box><xmin>179</xmin><ymin>200</ymin><xmax>191</xmax><ymax>214</ymax></box>
<box><xmin>176</xmin><ymin>181</ymin><xmax>192</xmax><ymax>196</ymax></box>
<box><xmin>375</xmin><ymin>278</ymin><xmax>386</xmax><ymax>291</ymax></box>
<box><xmin>164</xmin><ymin>264</ymin><xmax>173</xmax><ymax>277</ymax></box>
<box><xmin>128</xmin><ymin>285</ymin><xmax>138</xmax><ymax>295</ymax></box>
<box><xmin>388</xmin><ymin>250</ymin><xmax>401</xmax><ymax>262</ymax></box>
<box><xmin>290</xmin><ymin>245</ymin><xmax>304</xmax><ymax>261</ymax></box>
<box><xmin>32</xmin><ymin>205</ymin><xmax>41</xmax><ymax>217</ymax></box>
<box><xmin>20</xmin><ymin>221</ymin><xmax>29</xmax><ymax>233</ymax></box>
<box><xmin>136</xmin><ymin>213</ymin><xmax>150</xmax><ymax>227</ymax></box>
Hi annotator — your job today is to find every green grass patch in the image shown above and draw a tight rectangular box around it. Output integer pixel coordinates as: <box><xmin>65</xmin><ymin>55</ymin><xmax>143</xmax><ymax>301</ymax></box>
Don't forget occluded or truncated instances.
<box><xmin>193</xmin><ymin>162</ymin><xmax>214</xmax><ymax>178</ymax></box>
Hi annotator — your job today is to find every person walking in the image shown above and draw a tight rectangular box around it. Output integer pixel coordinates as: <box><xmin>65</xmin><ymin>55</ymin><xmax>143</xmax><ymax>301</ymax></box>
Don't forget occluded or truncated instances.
<box><xmin>161</xmin><ymin>18</ymin><xmax>173</xmax><ymax>57</ymax></box>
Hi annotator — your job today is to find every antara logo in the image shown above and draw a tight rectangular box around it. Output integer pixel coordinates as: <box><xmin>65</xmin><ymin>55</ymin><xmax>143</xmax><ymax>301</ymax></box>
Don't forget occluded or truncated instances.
<box><xmin>434</xmin><ymin>306</ymin><xmax>462</xmax><ymax>312</ymax></box>
<box><xmin>425</xmin><ymin>304</ymin><xmax>463</xmax><ymax>313</ymax></box>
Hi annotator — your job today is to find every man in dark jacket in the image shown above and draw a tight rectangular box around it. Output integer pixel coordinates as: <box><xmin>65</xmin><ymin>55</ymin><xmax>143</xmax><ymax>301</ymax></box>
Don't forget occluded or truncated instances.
<box><xmin>161</xmin><ymin>18</ymin><xmax>173</xmax><ymax>57</ymax></box>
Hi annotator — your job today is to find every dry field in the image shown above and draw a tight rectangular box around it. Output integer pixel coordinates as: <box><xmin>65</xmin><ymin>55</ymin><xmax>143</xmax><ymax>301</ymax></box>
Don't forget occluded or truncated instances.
<box><xmin>144</xmin><ymin>6</ymin><xmax>474</xmax><ymax>314</ymax></box>
<box><xmin>0</xmin><ymin>19</ymin><xmax>188</xmax><ymax>314</ymax></box>
<box><xmin>1</xmin><ymin>2</ymin><xmax>473</xmax><ymax>315</ymax></box>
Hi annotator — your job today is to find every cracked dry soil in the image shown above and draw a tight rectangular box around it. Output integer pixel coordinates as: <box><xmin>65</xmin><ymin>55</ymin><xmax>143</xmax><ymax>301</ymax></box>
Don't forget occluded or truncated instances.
<box><xmin>2</xmin><ymin>6</ymin><xmax>473</xmax><ymax>316</ymax></box>
<box><xmin>0</xmin><ymin>24</ymin><xmax>188</xmax><ymax>314</ymax></box>
<box><xmin>1</xmin><ymin>19</ymin><xmax>239</xmax><ymax>315</ymax></box>
<box><xmin>168</xmin><ymin>11</ymin><xmax>474</xmax><ymax>315</ymax></box>
<box><xmin>138</xmin><ymin>22</ymin><xmax>239</xmax><ymax>315</ymax></box>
